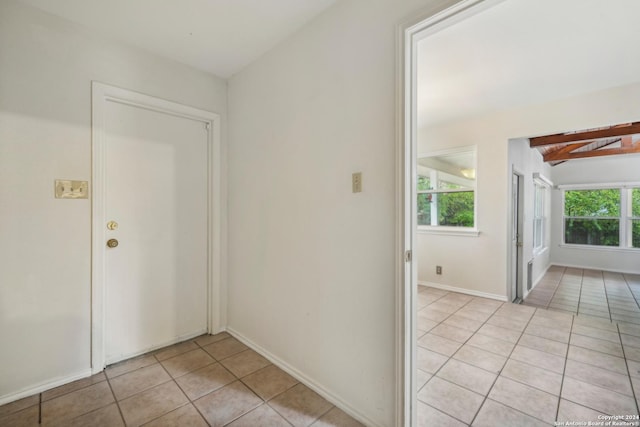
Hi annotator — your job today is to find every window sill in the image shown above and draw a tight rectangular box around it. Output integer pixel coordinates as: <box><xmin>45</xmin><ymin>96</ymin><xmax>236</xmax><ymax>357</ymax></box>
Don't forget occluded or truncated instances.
<box><xmin>559</xmin><ymin>244</ymin><xmax>640</xmax><ymax>253</ymax></box>
<box><xmin>533</xmin><ymin>246</ymin><xmax>549</xmax><ymax>257</ymax></box>
<box><xmin>418</xmin><ymin>227</ymin><xmax>480</xmax><ymax>237</ymax></box>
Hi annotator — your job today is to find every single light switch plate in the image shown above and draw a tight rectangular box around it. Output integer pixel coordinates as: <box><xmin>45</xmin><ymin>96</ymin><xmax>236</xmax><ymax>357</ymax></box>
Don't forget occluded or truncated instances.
<box><xmin>55</xmin><ymin>180</ymin><xmax>88</xmax><ymax>199</ymax></box>
<box><xmin>352</xmin><ymin>172</ymin><xmax>362</xmax><ymax>193</ymax></box>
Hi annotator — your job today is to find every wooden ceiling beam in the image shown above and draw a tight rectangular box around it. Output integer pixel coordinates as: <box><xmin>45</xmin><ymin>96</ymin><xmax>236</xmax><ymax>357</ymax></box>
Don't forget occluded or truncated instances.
<box><xmin>543</xmin><ymin>141</ymin><xmax>592</xmax><ymax>162</ymax></box>
<box><xmin>621</xmin><ymin>135</ymin><xmax>633</xmax><ymax>147</ymax></box>
<box><xmin>544</xmin><ymin>143</ymin><xmax>640</xmax><ymax>162</ymax></box>
<box><xmin>530</xmin><ymin>122</ymin><xmax>640</xmax><ymax>147</ymax></box>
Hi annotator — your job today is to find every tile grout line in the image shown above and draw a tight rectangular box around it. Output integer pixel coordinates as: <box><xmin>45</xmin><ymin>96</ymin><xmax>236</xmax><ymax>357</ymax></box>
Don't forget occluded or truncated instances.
<box><xmin>432</xmin><ymin>295</ymin><xmax>536</xmax><ymax>425</ymax></box>
<box><xmin>617</xmin><ymin>322</ymin><xmax>640</xmax><ymax>416</ymax></box>
<box><xmin>549</xmin><ymin>268</ymin><xmax>583</xmax><ymax>315</ymax></box>
<box><xmin>206</xmin><ymin>336</ymin><xmax>335</xmax><ymax>427</ymax></box>
<box><xmin>3</xmin><ymin>332</ymin><xmax>350</xmax><ymax>427</ymax></box>
<box><xmin>468</xmin><ymin>305</ymin><xmax>541</xmax><ymax>426</ymax></box>
<box><xmin>138</xmin><ymin>337</ymin><xmax>266</xmax><ymax>426</ymax></box>
<box><xmin>544</xmin><ymin>267</ymin><xmax>567</xmax><ymax>309</ymax></box>
<box><xmin>148</xmin><ymin>351</ymin><xmax>201</xmax><ymax>426</ymax></box>
<box><xmin>188</xmin><ymin>337</ymin><xmax>221</xmax><ymax>426</ymax></box>
<box><xmin>555</xmin><ymin>311</ymin><xmax>575</xmax><ymax>423</ymax></box>
<box><xmin>104</xmin><ymin>367</ymin><xmax>127</xmax><ymax>426</ymax></box>
<box><xmin>178</xmin><ymin>336</ymin><xmax>302</xmax><ymax>427</ymax></box>
<box><xmin>420</xmin><ymin>292</ymin><xmax>502</xmax><ymax>426</ymax></box>
<box><xmin>421</xmin><ymin>270</ymin><xmax>639</xmax><ymax>427</ymax></box>
<box><xmin>105</xmin><ymin>339</ymin><xmax>211</xmax><ymax>426</ymax></box>
<box><xmin>575</xmin><ymin>268</ymin><xmax>584</xmax><ymax>317</ymax></box>
<box><xmin>202</xmin><ymin>346</ymin><xmax>299</xmax><ymax>427</ymax></box>
<box><xmin>546</xmin><ymin>266</ymin><xmax>567</xmax><ymax>310</ymax></box>
<box><xmin>126</xmin><ymin>337</ymin><xmax>251</xmax><ymax>426</ymax></box>
<box><xmin>603</xmin><ymin>270</ymin><xmax>615</xmax><ymax>322</ymax></box>
<box><xmin>623</xmin><ymin>273</ymin><xmax>640</xmax><ymax>314</ymax></box>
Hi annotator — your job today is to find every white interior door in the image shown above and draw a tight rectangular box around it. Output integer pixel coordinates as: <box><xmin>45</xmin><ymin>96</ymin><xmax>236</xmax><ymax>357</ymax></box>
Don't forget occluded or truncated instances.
<box><xmin>103</xmin><ymin>100</ymin><xmax>209</xmax><ymax>364</ymax></box>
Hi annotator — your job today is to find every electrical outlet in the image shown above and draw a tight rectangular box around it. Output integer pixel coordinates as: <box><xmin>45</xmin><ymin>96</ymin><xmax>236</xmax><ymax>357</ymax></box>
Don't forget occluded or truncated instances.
<box><xmin>352</xmin><ymin>172</ymin><xmax>362</xmax><ymax>193</ymax></box>
<box><xmin>436</xmin><ymin>266</ymin><xmax>442</xmax><ymax>275</ymax></box>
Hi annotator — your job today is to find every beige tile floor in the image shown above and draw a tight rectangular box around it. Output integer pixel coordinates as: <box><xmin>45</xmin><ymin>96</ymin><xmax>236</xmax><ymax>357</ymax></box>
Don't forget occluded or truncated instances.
<box><xmin>523</xmin><ymin>266</ymin><xmax>640</xmax><ymax>324</ymax></box>
<box><xmin>417</xmin><ymin>267</ymin><xmax>640</xmax><ymax>427</ymax></box>
<box><xmin>0</xmin><ymin>333</ymin><xmax>363</xmax><ymax>427</ymax></box>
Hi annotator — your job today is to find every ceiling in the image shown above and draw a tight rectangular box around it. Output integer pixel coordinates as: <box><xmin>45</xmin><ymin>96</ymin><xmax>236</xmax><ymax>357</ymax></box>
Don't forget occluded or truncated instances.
<box><xmin>417</xmin><ymin>0</ymin><xmax>640</xmax><ymax>129</ymax></box>
<box><xmin>18</xmin><ymin>0</ymin><xmax>338</xmax><ymax>78</ymax></box>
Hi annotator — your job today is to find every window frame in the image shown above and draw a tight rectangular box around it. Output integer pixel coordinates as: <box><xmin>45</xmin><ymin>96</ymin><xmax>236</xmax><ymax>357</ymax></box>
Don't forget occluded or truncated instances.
<box><xmin>417</xmin><ymin>145</ymin><xmax>479</xmax><ymax>237</ymax></box>
<box><xmin>625</xmin><ymin>188</ymin><xmax>640</xmax><ymax>248</ymax></box>
<box><xmin>561</xmin><ymin>183</ymin><xmax>640</xmax><ymax>250</ymax></box>
<box><xmin>533</xmin><ymin>175</ymin><xmax>550</xmax><ymax>255</ymax></box>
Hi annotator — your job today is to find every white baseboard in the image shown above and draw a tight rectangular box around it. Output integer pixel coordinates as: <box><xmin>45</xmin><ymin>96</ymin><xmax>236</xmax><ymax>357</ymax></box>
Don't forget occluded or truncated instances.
<box><xmin>225</xmin><ymin>327</ymin><xmax>381</xmax><ymax>427</ymax></box>
<box><xmin>1</xmin><ymin>329</ymin><xmax>212</xmax><ymax>406</ymax></box>
<box><xmin>418</xmin><ymin>281</ymin><xmax>508</xmax><ymax>302</ymax></box>
<box><xmin>524</xmin><ymin>263</ymin><xmax>552</xmax><ymax>299</ymax></box>
<box><xmin>0</xmin><ymin>368</ymin><xmax>92</xmax><ymax>406</ymax></box>
<box><xmin>102</xmin><ymin>327</ymin><xmax>208</xmax><ymax>368</ymax></box>
<box><xmin>551</xmin><ymin>262</ymin><xmax>640</xmax><ymax>276</ymax></box>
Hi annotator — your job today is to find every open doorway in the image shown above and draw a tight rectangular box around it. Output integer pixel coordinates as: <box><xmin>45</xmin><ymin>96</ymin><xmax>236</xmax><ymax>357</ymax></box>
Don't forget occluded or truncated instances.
<box><xmin>401</xmin><ymin>0</ymin><xmax>640</xmax><ymax>425</ymax></box>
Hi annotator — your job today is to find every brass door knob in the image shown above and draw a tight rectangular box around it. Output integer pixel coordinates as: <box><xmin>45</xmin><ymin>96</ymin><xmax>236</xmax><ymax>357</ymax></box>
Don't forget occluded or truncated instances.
<box><xmin>107</xmin><ymin>239</ymin><xmax>119</xmax><ymax>248</ymax></box>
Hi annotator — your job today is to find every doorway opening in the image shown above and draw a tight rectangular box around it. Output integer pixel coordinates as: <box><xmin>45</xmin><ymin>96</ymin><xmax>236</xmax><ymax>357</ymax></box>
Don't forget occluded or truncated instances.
<box><xmin>399</xmin><ymin>1</ymin><xmax>503</xmax><ymax>425</ymax></box>
<box><xmin>400</xmin><ymin>0</ymin><xmax>640</xmax><ymax>425</ymax></box>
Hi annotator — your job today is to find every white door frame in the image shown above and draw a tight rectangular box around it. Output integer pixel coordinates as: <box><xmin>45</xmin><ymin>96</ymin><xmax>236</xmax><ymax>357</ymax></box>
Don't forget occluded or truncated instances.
<box><xmin>91</xmin><ymin>82</ymin><xmax>224</xmax><ymax>373</ymax></box>
<box><xmin>396</xmin><ymin>1</ymin><xmax>505</xmax><ymax>425</ymax></box>
<box><xmin>510</xmin><ymin>168</ymin><xmax>525</xmax><ymax>302</ymax></box>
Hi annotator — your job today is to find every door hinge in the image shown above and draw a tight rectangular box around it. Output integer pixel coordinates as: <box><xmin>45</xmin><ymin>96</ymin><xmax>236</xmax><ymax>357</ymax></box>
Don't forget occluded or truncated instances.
<box><xmin>404</xmin><ymin>250</ymin><xmax>412</xmax><ymax>263</ymax></box>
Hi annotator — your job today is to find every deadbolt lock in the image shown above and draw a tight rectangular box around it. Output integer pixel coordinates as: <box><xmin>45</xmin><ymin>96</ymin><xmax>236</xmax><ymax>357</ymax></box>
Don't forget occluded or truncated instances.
<box><xmin>107</xmin><ymin>221</ymin><xmax>119</xmax><ymax>230</ymax></box>
<box><xmin>106</xmin><ymin>239</ymin><xmax>119</xmax><ymax>248</ymax></box>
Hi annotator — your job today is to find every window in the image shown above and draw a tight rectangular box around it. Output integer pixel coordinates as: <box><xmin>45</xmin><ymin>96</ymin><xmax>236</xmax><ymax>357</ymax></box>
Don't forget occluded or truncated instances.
<box><xmin>533</xmin><ymin>179</ymin><xmax>548</xmax><ymax>253</ymax></box>
<box><xmin>629</xmin><ymin>188</ymin><xmax>640</xmax><ymax>248</ymax></box>
<box><xmin>563</xmin><ymin>186</ymin><xmax>640</xmax><ymax>248</ymax></box>
<box><xmin>417</xmin><ymin>147</ymin><xmax>476</xmax><ymax>232</ymax></box>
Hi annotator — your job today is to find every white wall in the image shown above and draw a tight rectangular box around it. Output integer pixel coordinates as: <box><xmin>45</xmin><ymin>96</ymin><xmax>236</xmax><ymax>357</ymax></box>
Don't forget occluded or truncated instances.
<box><xmin>416</xmin><ymin>81</ymin><xmax>640</xmax><ymax>298</ymax></box>
<box><xmin>549</xmin><ymin>154</ymin><xmax>640</xmax><ymax>273</ymax></box>
<box><xmin>507</xmin><ymin>139</ymin><xmax>552</xmax><ymax>298</ymax></box>
<box><xmin>0</xmin><ymin>0</ymin><xmax>227</xmax><ymax>403</ymax></box>
<box><xmin>226</xmin><ymin>0</ymin><xmax>457</xmax><ymax>425</ymax></box>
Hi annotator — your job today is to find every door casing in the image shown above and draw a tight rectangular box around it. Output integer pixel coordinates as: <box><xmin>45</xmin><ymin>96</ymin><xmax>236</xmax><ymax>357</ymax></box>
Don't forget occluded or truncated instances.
<box><xmin>91</xmin><ymin>82</ymin><xmax>224</xmax><ymax>372</ymax></box>
<box><xmin>511</xmin><ymin>169</ymin><xmax>525</xmax><ymax>302</ymax></box>
<box><xmin>398</xmin><ymin>0</ymin><xmax>508</xmax><ymax>425</ymax></box>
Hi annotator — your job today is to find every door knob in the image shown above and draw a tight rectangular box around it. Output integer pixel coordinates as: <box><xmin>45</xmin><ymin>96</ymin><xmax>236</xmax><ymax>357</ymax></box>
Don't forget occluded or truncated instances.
<box><xmin>107</xmin><ymin>239</ymin><xmax>119</xmax><ymax>248</ymax></box>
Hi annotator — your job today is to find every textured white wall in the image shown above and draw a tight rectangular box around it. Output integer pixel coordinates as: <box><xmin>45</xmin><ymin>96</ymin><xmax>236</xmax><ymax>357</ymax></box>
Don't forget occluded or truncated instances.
<box><xmin>0</xmin><ymin>0</ymin><xmax>227</xmax><ymax>402</ymax></box>
<box><xmin>226</xmin><ymin>0</ymin><xmax>456</xmax><ymax>424</ymax></box>
<box><xmin>417</xmin><ymin>82</ymin><xmax>640</xmax><ymax>298</ymax></box>
<box><xmin>507</xmin><ymin>139</ymin><xmax>552</xmax><ymax>298</ymax></box>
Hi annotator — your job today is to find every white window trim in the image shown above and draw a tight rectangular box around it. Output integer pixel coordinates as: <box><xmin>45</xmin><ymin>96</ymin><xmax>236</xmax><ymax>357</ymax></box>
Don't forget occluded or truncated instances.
<box><xmin>557</xmin><ymin>181</ymin><xmax>640</xmax><ymax>190</ymax></box>
<box><xmin>562</xmin><ymin>186</ymin><xmax>640</xmax><ymax>250</ymax></box>
<box><xmin>533</xmin><ymin>175</ymin><xmax>551</xmax><ymax>256</ymax></box>
<box><xmin>417</xmin><ymin>145</ymin><xmax>478</xmax><ymax>234</ymax></box>
<box><xmin>418</xmin><ymin>227</ymin><xmax>480</xmax><ymax>237</ymax></box>
<box><xmin>559</xmin><ymin>243</ymin><xmax>640</xmax><ymax>253</ymax></box>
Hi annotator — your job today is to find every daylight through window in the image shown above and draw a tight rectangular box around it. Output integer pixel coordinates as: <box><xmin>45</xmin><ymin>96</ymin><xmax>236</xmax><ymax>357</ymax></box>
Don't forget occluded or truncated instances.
<box><xmin>417</xmin><ymin>147</ymin><xmax>476</xmax><ymax>230</ymax></box>
<box><xmin>563</xmin><ymin>187</ymin><xmax>640</xmax><ymax>248</ymax></box>
<box><xmin>533</xmin><ymin>179</ymin><xmax>549</xmax><ymax>253</ymax></box>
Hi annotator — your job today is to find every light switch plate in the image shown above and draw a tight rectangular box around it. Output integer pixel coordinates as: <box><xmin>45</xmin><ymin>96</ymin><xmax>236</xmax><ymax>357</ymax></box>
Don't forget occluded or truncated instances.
<box><xmin>55</xmin><ymin>180</ymin><xmax>88</xmax><ymax>199</ymax></box>
<box><xmin>352</xmin><ymin>172</ymin><xmax>362</xmax><ymax>193</ymax></box>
